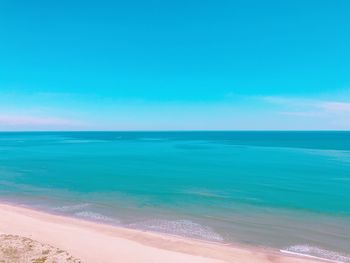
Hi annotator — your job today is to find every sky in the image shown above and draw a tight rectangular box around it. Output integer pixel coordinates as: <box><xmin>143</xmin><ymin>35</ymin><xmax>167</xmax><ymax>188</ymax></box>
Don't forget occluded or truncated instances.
<box><xmin>0</xmin><ymin>0</ymin><xmax>350</xmax><ymax>130</ymax></box>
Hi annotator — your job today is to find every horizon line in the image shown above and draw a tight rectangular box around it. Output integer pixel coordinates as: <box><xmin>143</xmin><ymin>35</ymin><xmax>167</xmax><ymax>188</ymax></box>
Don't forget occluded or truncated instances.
<box><xmin>0</xmin><ymin>130</ymin><xmax>350</xmax><ymax>132</ymax></box>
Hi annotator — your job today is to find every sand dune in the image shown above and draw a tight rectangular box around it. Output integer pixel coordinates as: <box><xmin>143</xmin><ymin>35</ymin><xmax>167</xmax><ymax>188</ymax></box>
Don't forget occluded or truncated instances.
<box><xmin>0</xmin><ymin>234</ymin><xmax>81</xmax><ymax>263</ymax></box>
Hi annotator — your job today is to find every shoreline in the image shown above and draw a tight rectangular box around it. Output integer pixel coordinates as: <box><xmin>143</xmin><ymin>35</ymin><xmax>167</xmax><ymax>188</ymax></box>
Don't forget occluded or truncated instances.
<box><xmin>0</xmin><ymin>202</ymin><xmax>326</xmax><ymax>263</ymax></box>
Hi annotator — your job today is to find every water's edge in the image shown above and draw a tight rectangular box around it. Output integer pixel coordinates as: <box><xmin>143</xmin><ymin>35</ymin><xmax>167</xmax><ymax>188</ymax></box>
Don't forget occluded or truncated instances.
<box><xmin>1</xmin><ymin>199</ymin><xmax>348</xmax><ymax>263</ymax></box>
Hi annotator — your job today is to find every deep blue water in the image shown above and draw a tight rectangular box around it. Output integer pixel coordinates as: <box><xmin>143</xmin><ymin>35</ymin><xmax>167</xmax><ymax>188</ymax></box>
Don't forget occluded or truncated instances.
<box><xmin>0</xmin><ymin>132</ymin><xmax>349</xmax><ymax>262</ymax></box>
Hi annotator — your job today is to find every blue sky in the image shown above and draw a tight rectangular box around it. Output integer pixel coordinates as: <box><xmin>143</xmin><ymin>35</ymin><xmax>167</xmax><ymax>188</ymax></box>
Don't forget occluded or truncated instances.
<box><xmin>0</xmin><ymin>0</ymin><xmax>350</xmax><ymax>130</ymax></box>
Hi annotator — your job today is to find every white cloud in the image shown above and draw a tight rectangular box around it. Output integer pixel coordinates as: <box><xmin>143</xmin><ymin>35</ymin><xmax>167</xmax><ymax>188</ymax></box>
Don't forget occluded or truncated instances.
<box><xmin>262</xmin><ymin>95</ymin><xmax>350</xmax><ymax>114</ymax></box>
<box><xmin>0</xmin><ymin>114</ymin><xmax>83</xmax><ymax>130</ymax></box>
<box><xmin>320</xmin><ymin>101</ymin><xmax>350</xmax><ymax>113</ymax></box>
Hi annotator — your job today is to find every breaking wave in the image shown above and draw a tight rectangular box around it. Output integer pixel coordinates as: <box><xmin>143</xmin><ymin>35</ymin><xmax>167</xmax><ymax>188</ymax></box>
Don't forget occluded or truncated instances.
<box><xmin>74</xmin><ymin>211</ymin><xmax>120</xmax><ymax>224</ymax></box>
<box><xmin>281</xmin><ymin>245</ymin><xmax>350</xmax><ymax>263</ymax></box>
<box><xmin>52</xmin><ymin>203</ymin><xmax>91</xmax><ymax>212</ymax></box>
<box><xmin>128</xmin><ymin>219</ymin><xmax>224</xmax><ymax>242</ymax></box>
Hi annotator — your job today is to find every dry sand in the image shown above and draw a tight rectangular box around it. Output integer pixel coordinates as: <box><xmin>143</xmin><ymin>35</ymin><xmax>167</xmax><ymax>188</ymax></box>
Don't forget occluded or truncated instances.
<box><xmin>0</xmin><ymin>203</ymin><xmax>324</xmax><ymax>263</ymax></box>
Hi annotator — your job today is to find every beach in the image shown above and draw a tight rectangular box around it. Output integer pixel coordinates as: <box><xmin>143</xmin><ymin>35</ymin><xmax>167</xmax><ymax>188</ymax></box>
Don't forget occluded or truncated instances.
<box><xmin>2</xmin><ymin>0</ymin><xmax>350</xmax><ymax>260</ymax></box>
<box><xmin>0</xmin><ymin>132</ymin><xmax>349</xmax><ymax>262</ymax></box>
<box><xmin>0</xmin><ymin>203</ymin><xmax>326</xmax><ymax>263</ymax></box>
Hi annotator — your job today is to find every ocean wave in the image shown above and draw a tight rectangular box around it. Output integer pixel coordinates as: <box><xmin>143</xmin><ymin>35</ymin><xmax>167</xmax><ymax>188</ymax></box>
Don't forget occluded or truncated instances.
<box><xmin>138</xmin><ymin>138</ymin><xmax>168</xmax><ymax>141</ymax></box>
<box><xmin>128</xmin><ymin>219</ymin><xmax>224</xmax><ymax>242</ymax></box>
<box><xmin>175</xmin><ymin>144</ymin><xmax>212</xmax><ymax>150</ymax></box>
<box><xmin>182</xmin><ymin>189</ymin><xmax>228</xmax><ymax>199</ymax></box>
<box><xmin>74</xmin><ymin>211</ymin><xmax>119</xmax><ymax>223</ymax></box>
<box><xmin>303</xmin><ymin>149</ymin><xmax>350</xmax><ymax>164</ymax></box>
<box><xmin>281</xmin><ymin>245</ymin><xmax>350</xmax><ymax>263</ymax></box>
<box><xmin>59</xmin><ymin>139</ymin><xmax>106</xmax><ymax>144</ymax></box>
<box><xmin>332</xmin><ymin>177</ymin><xmax>350</xmax><ymax>182</ymax></box>
<box><xmin>52</xmin><ymin>203</ymin><xmax>91</xmax><ymax>212</ymax></box>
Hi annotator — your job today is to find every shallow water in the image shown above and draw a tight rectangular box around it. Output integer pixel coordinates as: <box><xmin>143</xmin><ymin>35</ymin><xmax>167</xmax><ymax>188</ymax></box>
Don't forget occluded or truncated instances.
<box><xmin>0</xmin><ymin>131</ymin><xmax>349</xmax><ymax>262</ymax></box>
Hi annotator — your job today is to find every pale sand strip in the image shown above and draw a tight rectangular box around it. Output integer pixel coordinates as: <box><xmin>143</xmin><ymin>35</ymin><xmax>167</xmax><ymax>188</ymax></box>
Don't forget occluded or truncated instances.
<box><xmin>0</xmin><ymin>203</ymin><xmax>323</xmax><ymax>263</ymax></box>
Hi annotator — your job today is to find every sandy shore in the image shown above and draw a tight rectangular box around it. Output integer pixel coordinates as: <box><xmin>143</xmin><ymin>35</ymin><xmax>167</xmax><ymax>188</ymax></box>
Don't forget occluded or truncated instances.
<box><xmin>0</xmin><ymin>203</ymin><xmax>325</xmax><ymax>263</ymax></box>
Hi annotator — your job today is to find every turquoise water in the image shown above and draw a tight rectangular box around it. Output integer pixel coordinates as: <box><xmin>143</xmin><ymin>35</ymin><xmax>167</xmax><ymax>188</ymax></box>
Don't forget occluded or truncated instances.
<box><xmin>0</xmin><ymin>132</ymin><xmax>349</xmax><ymax>262</ymax></box>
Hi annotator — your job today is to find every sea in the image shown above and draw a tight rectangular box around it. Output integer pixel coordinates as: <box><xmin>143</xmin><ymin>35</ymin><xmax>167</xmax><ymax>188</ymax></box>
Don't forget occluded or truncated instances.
<box><xmin>0</xmin><ymin>131</ymin><xmax>349</xmax><ymax>262</ymax></box>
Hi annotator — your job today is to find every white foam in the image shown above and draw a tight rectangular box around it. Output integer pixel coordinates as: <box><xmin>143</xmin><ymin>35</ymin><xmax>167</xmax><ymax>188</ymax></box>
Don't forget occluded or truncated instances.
<box><xmin>53</xmin><ymin>203</ymin><xmax>90</xmax><ymax>212</ymax></box>
<box><xmin>128</xmin><ymin>219</ymin><xmax>224</xmax><ymax>242</ymax></box>
<box><xmin>281</xmin><ymin>245</ymin><xmax>350</xmax><ymax>263</ymax></box>
<box><xmin>74</xmin><ymin>211</ymin><xmax>119</xmax><ymax>223</ymax></box>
